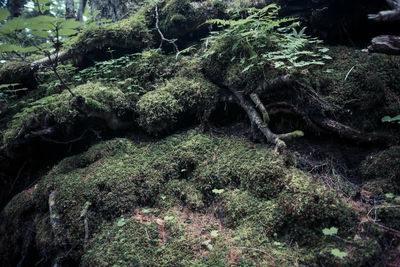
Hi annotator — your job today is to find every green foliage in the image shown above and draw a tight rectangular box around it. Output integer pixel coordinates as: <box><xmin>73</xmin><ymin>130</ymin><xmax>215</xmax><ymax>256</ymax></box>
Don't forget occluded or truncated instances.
<box><xmin>0</xmin><ymin>8</ymin><xmax>10</xmax><ymax>21</ymax></box>
<box><xmin>74</xmin><ymin>49</ymin><xmax>175</xmax><ymax>97</ymax></box>
<box><xmin>204</xmin><ymin>4</ymin><xmax>329</xmax><ymax>74</ymax></box>
<box><xmin>322</xmin><ymin>227</ymin><xmax>338</xmax><ymax>236</ymax></box>
<box><xmin>382</xmin><ymin>115</ymin><xmax>400</xmax><ymax>124</ymax></box>
<box><xmin>0</xmin><ymin>15</ymin><xmax>82</xmax><ymax>58</ymax></box>
<box><xmin>330</xmin><ymin>248</ymin><xmax>348</xmax><ymax>259</ymax></box>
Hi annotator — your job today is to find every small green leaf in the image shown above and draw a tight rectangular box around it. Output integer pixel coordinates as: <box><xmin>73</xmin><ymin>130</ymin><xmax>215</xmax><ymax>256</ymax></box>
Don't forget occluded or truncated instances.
<box><xmin>142</xmin><ymin>209</ymin><xmax>151</xmax><ymax>214</ymax></box>
<box><xmin>395</xmin><ymin>197</ymin><xmax>400</xmax><ymax>201</ymax></box>
<box><xmin>322</xmin><ymin>227</ymin><xmax>338</xmax><ymax>236</ymax></box>
<box><xmin>212</xmin><ymin>189</ymin><xmax>225</xmax><ymax>194</ymax></box>
<box><xmin>117</xmin><ymin>218</ymin><xmax>126</xmax><ymax>227</ymax></box>
<box><xmin>386</xmin><ymin>193</ymin><xmax>395</xmax><ymax>199</ymax></box>
<box><xmin>330</xmin><ymin>248</ymin><xmax>348</xmax><ymax>259</ymax></box>
<box><xmin>164</xmin><ymin>216</ymin><xmax>174</xmax><ymax>221</ymax></box>
<box><xmin>210</xmin><ymin>230</ymin><xmax>219</xmax><ymax>237</ymax></box>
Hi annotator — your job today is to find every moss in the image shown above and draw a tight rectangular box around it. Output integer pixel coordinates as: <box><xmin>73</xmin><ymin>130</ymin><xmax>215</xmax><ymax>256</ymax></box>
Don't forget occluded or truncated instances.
<box><xmin>136</xmin><ymin>76</ymin><xmax>218</xmax><ymax>134</ymax></box>
<box><xmin>0</xmin><ymin>61</ymin><xmax>33</xmax><ymax>85</ymax></box>
<box><xmin>0</xmin><ymin>130</ymin><xmax>385</xmax><ymax>265</ymax></box>
<box><xmin>3</xmin><ymin>82</ymin><xmax>133</xmax><ymax>146</ymax></box>
<box><xmin>304</xmin><ymin>46</ymin><xmax>400</xmax><ymax>130</ymax></box>
<box><xmin>136</xmin><ymin>89</ymin><xmax>182</xmax><ymax>134</ymax></box>
<box><xmin>72</xmin><ymin>10</ymin><xmax>152</xmax><ymax>53</ymax></box>
<box><xmin>157</xmin><ymin>180</ymin><xmax>204</xmax><ymax>210</ymax></box>
<box><xmin>375</xmin><ymin>203</ymin><xmax>400</xmax><ymax>230</ymax></box>
<box><xmin>361</xmin><ymin>146</ymin><xmax>400</xmax><ymax>194</ymax></box>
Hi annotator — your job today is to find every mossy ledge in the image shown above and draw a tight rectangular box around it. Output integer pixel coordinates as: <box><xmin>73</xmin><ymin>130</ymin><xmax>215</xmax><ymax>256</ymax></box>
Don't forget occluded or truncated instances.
<box><xmin>0</xmin><ymin>130</ymin><xmax>384</xmax><ymax>266</ymax></box>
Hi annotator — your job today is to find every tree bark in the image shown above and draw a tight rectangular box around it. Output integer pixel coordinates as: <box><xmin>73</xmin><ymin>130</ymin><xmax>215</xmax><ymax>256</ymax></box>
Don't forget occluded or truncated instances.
<box><xmin>367</xmin><ymin>0</ymin><xmax>400</xmax><ymax>55</ymax></box>
<box><xmin>6</xmin><ymin>0</ymin><xmax>25</xmax><ymax>18</ymax></box>
<box><xmin>65</xmin><ymin>0</ymin><xmax>76</xmax><ymax>19</ymax></box>
<box><xmin>77</xmin><ymin>0</ymin><xmax>87</xmax><ymax>21</ymax></box>
<box><xmin>88</xmin><ymin>0</ymin><xmax>130</xmax><ymax>21</ymax></box>
<box><xmin>368</xmin><ymin>35</ymin><xmax>400</xmax><ymax>54</ymax></box>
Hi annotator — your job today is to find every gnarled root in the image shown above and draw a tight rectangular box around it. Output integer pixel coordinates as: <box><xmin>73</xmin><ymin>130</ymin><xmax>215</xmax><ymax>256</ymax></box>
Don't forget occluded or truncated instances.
<box><xmin>228</xmin><ymin>87</ymin><xmax>303</xmax><ymax>151</ymax></box>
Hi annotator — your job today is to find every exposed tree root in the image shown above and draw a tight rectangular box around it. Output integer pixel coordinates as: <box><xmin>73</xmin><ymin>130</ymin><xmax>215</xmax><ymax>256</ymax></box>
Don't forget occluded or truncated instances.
<box><xmin>218</xmin><ymin>73</ymin><xmax>395</xmax><ymax>150</ymax></box>
<box><xmin>227</xmin><ymin>86</ymin><xmax>304</xmax><ymax>151</ymax></box>
<box><xmin>266</xmin><ymin>101</ymin><xmax>394</xmax><ymax>145</ymax></box>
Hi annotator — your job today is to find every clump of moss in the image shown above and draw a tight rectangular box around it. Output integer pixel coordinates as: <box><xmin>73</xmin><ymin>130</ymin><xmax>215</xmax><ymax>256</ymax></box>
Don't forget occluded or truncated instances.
<box><xmin>0</xmin><ymin>61</ymin><xmax>32</xmax><ymax>84</ymax></box>
<box><xmin>0</xmin><ymin>130</ymin><xmax>385</xmax><ymax>266</ymax></box>
<box><xmin>81</xmin><ymin>215</ymin><xmax>199</xmax><ymax>266</ymax></box>
<box><xmin>136</xmin><ymin>76</ymin><xmax>218</xmax><ymax>134</ymax></box>
<box><xmin>136</xmin><ymin>89</ymin><xmax>182</xmax><ymax>133</ymax></box>
<box><xmin>72</xmin><ymin>10</ymin><xmax>153</xmax><ymax>54</ymax></box>
<box><xmin>3</xmin><ymin>82</ymin><xmax>133</xmax><ymax>146</ymax></box>
<box><xmin>304</xmin><ymin>46</ymin><xmax>400</xmax><ymax>130</ymax></box>
<box><xmin>361</xmin><ymin>146</ymin><xmax>400</xmax><ymax>194</ymax></box>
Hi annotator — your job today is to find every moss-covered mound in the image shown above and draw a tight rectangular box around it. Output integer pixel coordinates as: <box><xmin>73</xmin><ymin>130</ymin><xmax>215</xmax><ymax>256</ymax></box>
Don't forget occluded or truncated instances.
<box><xmin>3</xmin><ymin>82</ymin><xmax>134</xmax><ymax>147</ymax></box>
<box><xmin>137</xmin><ymin>76</ymin><xmax>219</xmax><ymax>134</ymax></box>
<box><xmin>305</xmin><ymin>46</ymin><xmax>400</xmax><ymax>131</ymax></box>
<box><xmin>361</xmin><ymin>146</ymin><xmax>400</xmax><ymax>195</ymax></box>
<box><xmin>0</xmin><ymin>61</ymin><xmax>36</xmax><ymax>90</ymax></box>
<box><xmin>71</xmin><ymin>11</ymin><xmax>153</xmax><ymax>55</ymax></box>
<box><xmin>0</xmin><ymin>130</ymin><xmax>382</xmax><ymax>266</ymax></box>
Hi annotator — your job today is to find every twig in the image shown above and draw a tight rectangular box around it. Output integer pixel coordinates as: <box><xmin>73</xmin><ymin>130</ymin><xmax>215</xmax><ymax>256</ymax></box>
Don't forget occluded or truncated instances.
<box><xmin>344</xmin><ymin>65</ymin><xmax>355</xmax><ymax>81</ymax></box>
<box><xmin>155</xmin><ymin>4</ymin><xmax>179</xmax><ymax>52</ymax></box>
<box><xmin>40</xmin><ymin>128</ymin><xmax>90</xmax><ymax>145</ymax></box>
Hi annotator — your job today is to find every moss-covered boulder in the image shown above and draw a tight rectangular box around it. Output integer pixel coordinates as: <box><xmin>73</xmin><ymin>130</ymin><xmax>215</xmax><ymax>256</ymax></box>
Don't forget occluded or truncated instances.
<box><xmin>70</xmin><ymin>10</ymin><xmax>153</xmax><ymax>64</ymax></box>
<box><xmin>304</xmin><ymin>46</ymin><xmax>400</xmax><ymax>131</ymax></box>
<box><xmin>0</xmin><ymin>130</ymin><xmax>384</xmax><ymax>266</ymax></box>
<box><xmin>3</xmin><ymin>82</ymin><xmax>134</xmax><ymax>147</ymax></box>
<box><xmin>360</xmin><ymin>146</ymin><xmax>400</xmax><ymax>195</ymax></box>
<box><xmin>136</xmin><ymin>77</ymin><xmax>218</xmax><ymax>134</ymax></box>
<box><xmin>0</xmin><ymin>61</ymin><xmax>37</xmax><ymax>91</ymax></box>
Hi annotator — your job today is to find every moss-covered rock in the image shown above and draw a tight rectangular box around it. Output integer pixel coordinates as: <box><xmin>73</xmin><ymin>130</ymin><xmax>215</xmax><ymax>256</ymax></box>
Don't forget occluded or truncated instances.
<box><xmin>0</xmin><ymin>130</ymin><xmax>384</xmax><ymax>266</ymax></box>
<box><xmin>0</xmin><ymin>61</ymin><xmax>36</xmax><ymax>90</ymax></box>
<box><xmin>136</xmin><ymin>89</ymin><xmax>182</xmax><ymax>134</ymax></box>
<box><xmin>136</xmin><ymin>76</ymin><xmax>218</xmax><ymax>134</ymax></box>
<box><xmin>3</xmin><ymin>82</ymin><xmax>134</xmax><ymax>147</ymax></box>
<box><xmin>304</xmin><ymin>46</ymin><xmax>400</xmax><ymax>131</ymax></box>
<box><xmin>71</xmin><ymin>9</ymin><xmax>153</xmax><ymax>60</ymax></box>
<box><xmin>361</xmin><ymin>146</ymin><xmax>400</xmax><ymax>195</ymax></box>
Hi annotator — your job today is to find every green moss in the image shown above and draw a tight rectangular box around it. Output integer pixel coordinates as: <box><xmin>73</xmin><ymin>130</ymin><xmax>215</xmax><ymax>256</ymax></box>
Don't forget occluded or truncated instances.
<box><xmin>361</xmin><ymin>146</ymin><xmax>400</xmax><ymax>194</ymax></box>
<box><xmin>0</xmin><ymin>61</ymin><xmax>32</xmax><ymax>84</ymax></box>
<box><xmin>304</xmin><ymin>46</ymin><xmax>400</xmax><ymax>130</ymax></box>
<box><xmin>72</xmin><ymin>10</ymin><xmax>152</xmax><ymax>53</ymax></box>
<box><xmin>136</xmin><ymin>76</ymin><xmax>218</xmax><ymax>134</ymax></box>
<box><xmin>0</xmin><ymin>130</ymin><xmax>385</xmax><ymax>265</ymax></box>
<box><xmin>375</xmin><ymin>203</ymin><xmax>400</xmax><ymax>230</ymax></box>
<box><xmin>136</xmin><ymin>89</ymin><xmax>182</xmax><ymax>134</ymax></box>
<box><xmin>3</xmin><ymin>82</ymin><xmax>133</xmax><ymax>146</ymax></box>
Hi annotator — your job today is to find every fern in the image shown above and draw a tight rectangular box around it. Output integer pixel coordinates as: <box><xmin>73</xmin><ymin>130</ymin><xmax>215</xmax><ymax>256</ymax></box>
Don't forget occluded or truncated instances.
<box><xmin>204</xmin><ymin>4</ymin><xmax>330</xmax><ymax>72</ymax></box>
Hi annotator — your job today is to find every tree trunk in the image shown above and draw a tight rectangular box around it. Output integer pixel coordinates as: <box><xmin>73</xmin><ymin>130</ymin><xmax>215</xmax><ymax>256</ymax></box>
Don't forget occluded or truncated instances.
<box><xmin>6</xmin><ymin>0</ymin><xmax>25</xmax><ymax>18</ymax></box>
<box><xmin>65</xmin><ymin>0</ymin><xmax>75</xmax><ymax>19</ymax></box>
<box><xmin>88</xmin><ymin>0</ymin><xmax>130</xmax><ymax>21</ymax></box>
